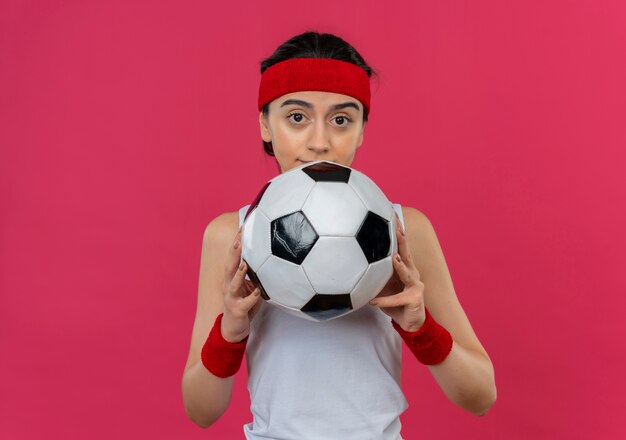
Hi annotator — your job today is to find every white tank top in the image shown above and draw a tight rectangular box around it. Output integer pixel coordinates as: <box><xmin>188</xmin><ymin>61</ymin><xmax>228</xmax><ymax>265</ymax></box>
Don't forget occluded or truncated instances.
<box><xmin>239</xmin><ymin>203</ymin><xmax>408</xmax><ymax>440</ymax></box>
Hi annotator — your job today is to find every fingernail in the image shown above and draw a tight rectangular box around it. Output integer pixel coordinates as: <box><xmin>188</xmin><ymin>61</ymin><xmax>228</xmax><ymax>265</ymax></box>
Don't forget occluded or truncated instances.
<box><xmin>239</xmin><ymin>261</ymin><xmax>245</xmax><ymax>270</ymax></box>
<box><xmin>254</xmin><ymin>288</ymin><xmax>260</xmax><ymax>296</ymax></box>
<box><xmin>234</xmin><ymin>240</ymin><xmax>239</xmax><ymax>249</ymax></box>
<box><xmin>395</xmin><ymin>253</ymin><xmax>402</xmax><ymax>263</ymax></box>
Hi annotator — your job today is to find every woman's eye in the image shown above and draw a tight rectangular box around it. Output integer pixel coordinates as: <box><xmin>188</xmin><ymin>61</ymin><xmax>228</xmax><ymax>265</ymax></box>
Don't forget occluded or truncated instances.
<box><xmin>333</xmin><ymin>116</ymin><xmax>351</xmax><ymax>127</ymax></box>
<box><xmin>287</xmin><ymin>113</ymin><xmax>305</xmax><ymax>124</ymax></box>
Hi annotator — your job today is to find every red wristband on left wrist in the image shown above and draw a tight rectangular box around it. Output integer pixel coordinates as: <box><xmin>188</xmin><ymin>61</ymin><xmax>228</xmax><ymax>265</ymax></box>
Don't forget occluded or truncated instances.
<box><xmin>391</xmin><ymin>307</ymin><xmax>453</xmax><ymax>365</ymax></box>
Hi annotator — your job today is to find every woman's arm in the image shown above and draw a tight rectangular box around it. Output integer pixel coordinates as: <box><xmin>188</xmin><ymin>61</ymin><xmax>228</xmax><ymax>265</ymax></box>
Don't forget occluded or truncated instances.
<box><xmin>181</xmin><ymin>213</ymin><xmax>240</xmax><ymax>428</ymax></box>
<box><xmin>405</xmin><ymin>206</ymin><xmax>496</xmax><ymax>415</ymax></box>
<box><xmin>371</xmin><ymin>206</ymin><xmax>496</xmax><ymax>416</ymax></box>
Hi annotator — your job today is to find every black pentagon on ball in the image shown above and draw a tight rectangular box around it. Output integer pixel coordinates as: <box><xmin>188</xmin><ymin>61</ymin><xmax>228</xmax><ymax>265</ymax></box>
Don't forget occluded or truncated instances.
<box><xmin>243</xmin><ymin>260</ymin><xmax>270</xmax><ymax>300</ymax></box>
<box><xmin>244</xmin><ymin>181</ymin><xmax>271</xmax><ymax>222</ymax></box>
<box><xmin>302</xmin><ymin>161</ymin><xmax>351</xmax><ymax>183</ymax></box>
<box><xmin>271</xmin><ymin>211</ymin><xmax>318</xmax><ymax>265</ymax></box>
<box><xmin>301</xmin><ymin>293</ymin><xmax>353</xmax><ymax>321</ymax></box>
<box><xmin>356</xmin><ymin>211</ymin><xmax>391</xmax><ymax>263</ymax></box>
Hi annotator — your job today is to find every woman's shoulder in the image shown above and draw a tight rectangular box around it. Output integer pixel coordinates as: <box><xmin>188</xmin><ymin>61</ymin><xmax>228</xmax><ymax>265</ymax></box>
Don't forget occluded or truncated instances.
<box><xmin>397</xmin><ymin>204</ymin><xmax>430</xmax><ymax>226</ymax></box>
<box><xmin>394</xmin><ymin>206</ymin><xmax>436</xmax><ymax>251</ymax></box>
<box><xmin>203</xmin><ymin>210</ymin><xmax>240</xmax><ymax>248</ymax></box>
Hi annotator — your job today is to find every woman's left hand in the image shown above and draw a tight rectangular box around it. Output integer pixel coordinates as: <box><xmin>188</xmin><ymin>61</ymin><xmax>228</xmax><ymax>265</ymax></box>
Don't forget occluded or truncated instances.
<box><xmin>369</xmin><ymin>211</ymin><xmax>427</xmax><ymax>332</ymax></box>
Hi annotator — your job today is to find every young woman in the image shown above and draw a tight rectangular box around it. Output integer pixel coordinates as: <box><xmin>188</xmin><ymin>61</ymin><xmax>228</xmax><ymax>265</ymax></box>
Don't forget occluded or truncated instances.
<box><xmin>182</xmin><ymin>31</ymin><xmax>496</xmax><ymax>439</ymax></box>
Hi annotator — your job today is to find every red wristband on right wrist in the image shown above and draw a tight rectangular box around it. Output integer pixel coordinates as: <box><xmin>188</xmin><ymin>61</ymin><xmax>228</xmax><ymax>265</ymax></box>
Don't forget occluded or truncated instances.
<box><xmin>201</xmin><ymin>313</ymin><xmax>248</xmax><ymax>378</ymax></box>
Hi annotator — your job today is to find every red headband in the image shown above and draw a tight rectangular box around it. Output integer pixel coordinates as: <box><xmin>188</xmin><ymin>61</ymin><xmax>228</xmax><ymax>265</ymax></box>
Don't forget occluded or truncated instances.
<box><xmin>258</xmin><ymin>58</ymin><xmax>371</xmax><ymax>114</ymax></box>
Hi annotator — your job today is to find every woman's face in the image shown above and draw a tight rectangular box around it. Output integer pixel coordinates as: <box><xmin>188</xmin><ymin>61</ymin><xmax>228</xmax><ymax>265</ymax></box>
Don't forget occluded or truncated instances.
<box><xmin>259</xmin><ymin>91</ymin><xmax>366</xmax><ymax>173</ymax></box>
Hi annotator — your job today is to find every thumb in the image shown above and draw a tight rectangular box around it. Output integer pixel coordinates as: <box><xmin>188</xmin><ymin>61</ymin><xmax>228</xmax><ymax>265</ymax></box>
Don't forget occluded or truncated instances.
<box><xmin>241</xmin><ymin>287</ymin><xmax>263</xmax><ymax>312</ymax></box>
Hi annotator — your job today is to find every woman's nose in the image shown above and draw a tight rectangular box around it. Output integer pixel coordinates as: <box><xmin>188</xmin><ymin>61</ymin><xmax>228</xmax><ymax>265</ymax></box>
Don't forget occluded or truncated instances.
<box><xmin>306</xmin><ymin>120</ymin><xmax>330</xmax><ymax>152</ymax></box>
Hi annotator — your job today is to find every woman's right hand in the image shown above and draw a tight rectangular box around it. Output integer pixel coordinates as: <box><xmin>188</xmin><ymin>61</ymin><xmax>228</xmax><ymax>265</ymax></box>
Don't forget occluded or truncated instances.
<box><xmin>221</xmin><ymin>226</ymin><xmax>263</xmax><ymax>343</ymax></box>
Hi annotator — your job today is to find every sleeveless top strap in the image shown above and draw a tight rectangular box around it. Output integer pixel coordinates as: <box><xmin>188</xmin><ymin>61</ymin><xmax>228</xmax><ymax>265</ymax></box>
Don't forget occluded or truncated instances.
<box><xmin>238</xmin><ymin>204</ymin><xmax>251</xmax><ymax>227</ymax></box>
<box><xmin>391</xmin><ymin>203</ymin><xmax>405</xmax><ymax>231</ymax></box>
<box><xmin>238</xmin><ymin>204</ymin><xmax>252</xmax><ymax>281</ymax></box>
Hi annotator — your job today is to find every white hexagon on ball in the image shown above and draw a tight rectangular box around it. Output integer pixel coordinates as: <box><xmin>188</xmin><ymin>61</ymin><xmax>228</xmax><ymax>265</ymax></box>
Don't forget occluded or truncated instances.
<box><xmin>301</xmin><ymin>236</ymin><xmax>368</xmax><ymax>294</ymax></box>
<box><xmin>256</xmin><ymin>256</ymin><xmax>316</xmax><ymax>309</ymax></box>
<box><xmin>350</xmin><ymin>256</ymin><xmax>394</xmax><ymax>310</ymax></box>
<box><xmin>258</xmin><ymin>168</ymin><xmax>316</xmax><ymax>221</ymax></box>
<box><xmin>301</xmin><ymin>182</ymin><xmax>368</xmax><ymax>236</ymax></box>
<box><xmin>348</xmin><ymin>170</ymin><xmax>394</xmax><ymax>222</ymax></box>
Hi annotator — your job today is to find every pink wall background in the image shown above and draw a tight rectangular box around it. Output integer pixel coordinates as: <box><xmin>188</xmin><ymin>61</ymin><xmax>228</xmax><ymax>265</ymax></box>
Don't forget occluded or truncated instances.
<box><xmin>1</xmin><ymin>1</ymin><xmax>624</xmax><ymax>438</ymax></box>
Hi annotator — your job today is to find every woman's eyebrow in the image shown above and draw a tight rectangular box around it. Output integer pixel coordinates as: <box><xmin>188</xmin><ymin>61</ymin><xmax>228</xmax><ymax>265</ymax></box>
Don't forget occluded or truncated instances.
<box><xmin>280</xmin><ymin>99</ymin><xmax>360</xmax><ymax>112</ymax></box>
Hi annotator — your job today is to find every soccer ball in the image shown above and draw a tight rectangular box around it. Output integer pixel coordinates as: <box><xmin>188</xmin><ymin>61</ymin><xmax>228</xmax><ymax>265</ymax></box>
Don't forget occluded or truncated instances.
<box><xmin>241</xmin><ymin>160</ymin><xmax>398</xmax><ymax>322</ymax></box>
